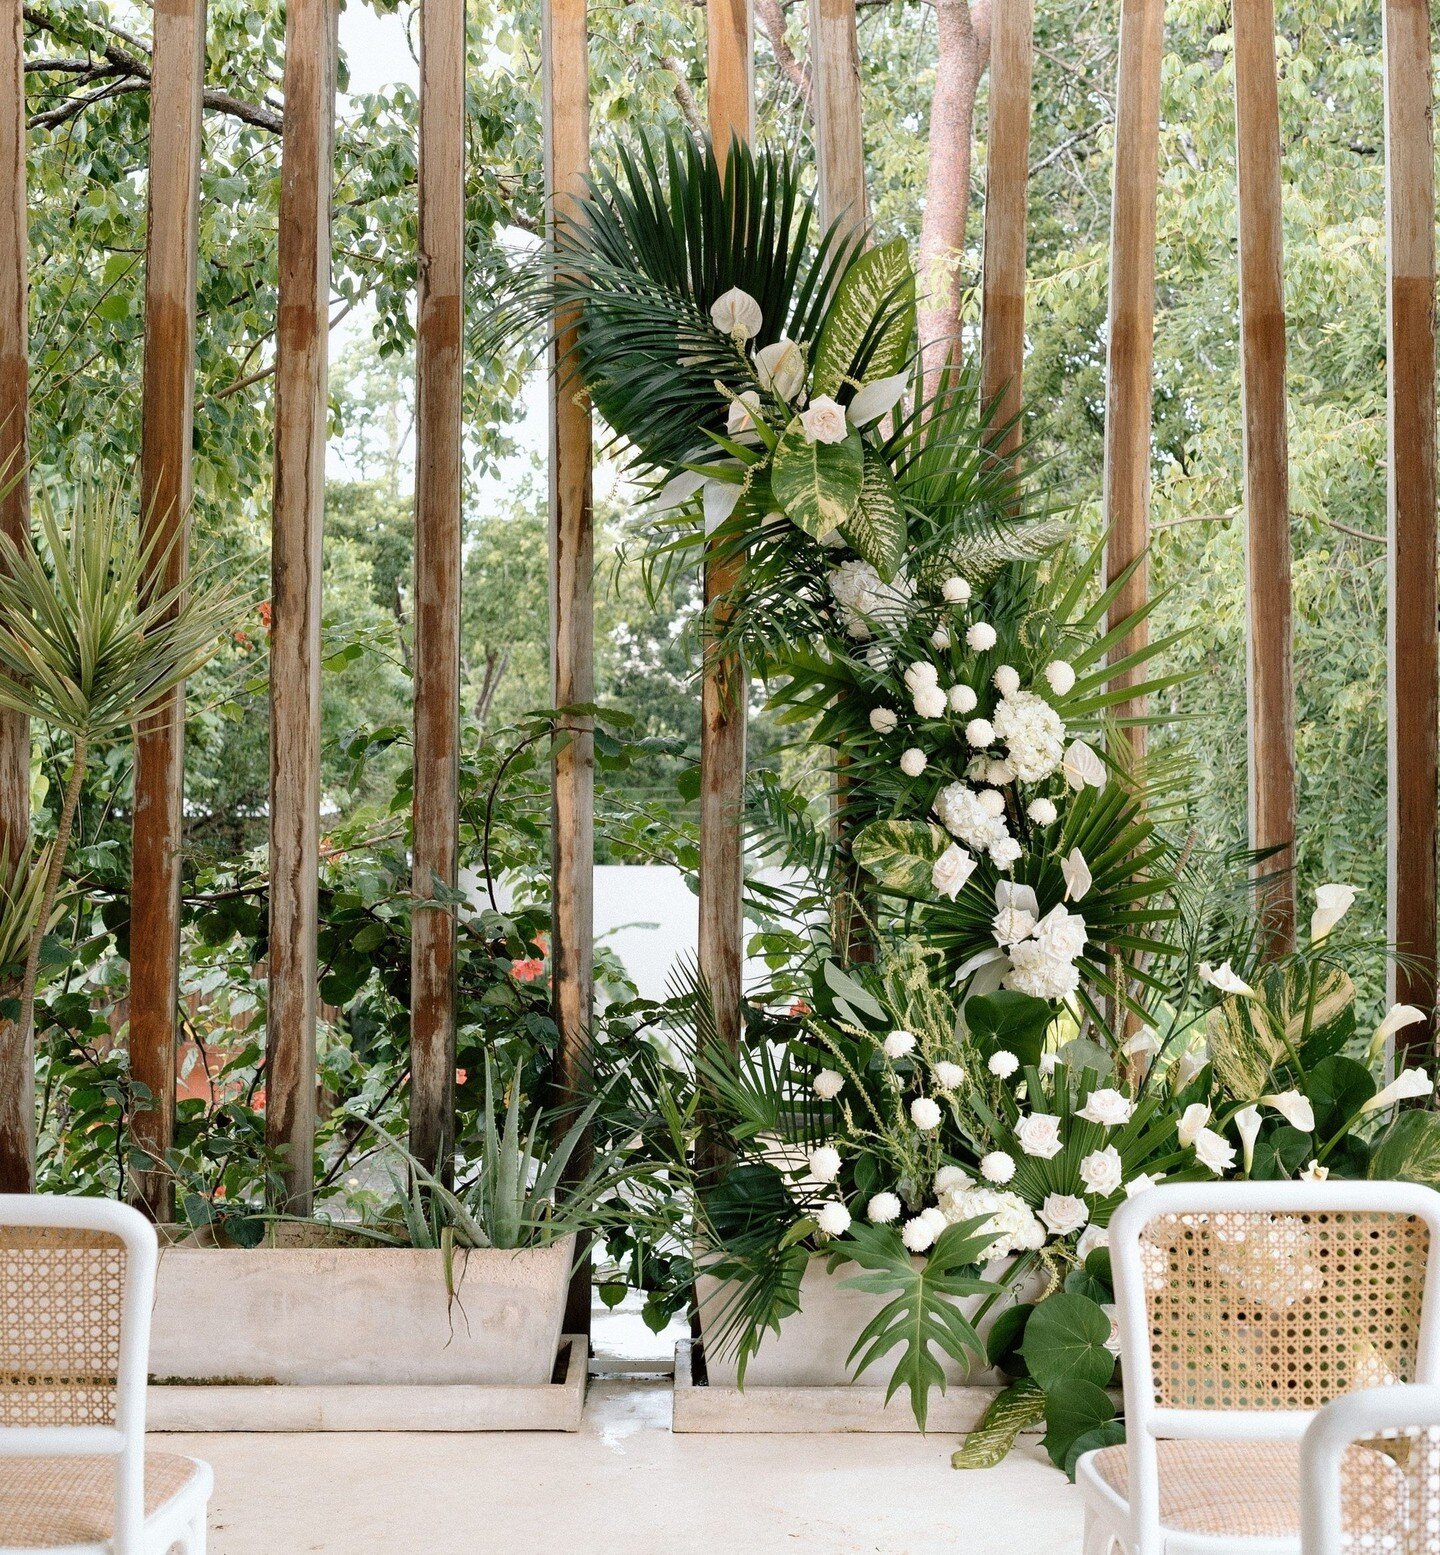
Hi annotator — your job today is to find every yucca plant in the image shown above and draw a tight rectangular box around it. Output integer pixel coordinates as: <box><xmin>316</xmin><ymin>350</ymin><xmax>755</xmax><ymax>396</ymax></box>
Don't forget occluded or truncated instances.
<box><xmin>0</xmin><ymin>481</ymin><xmax>245</xmax><ymax>1074</ymax></box>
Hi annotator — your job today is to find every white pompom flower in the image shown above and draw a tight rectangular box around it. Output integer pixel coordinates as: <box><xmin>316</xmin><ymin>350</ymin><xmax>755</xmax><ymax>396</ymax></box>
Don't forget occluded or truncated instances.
<box><xmin>883</xmin><ymin>1029</ymin><xmax>917</xmax><ymax>1059</ymax></box>
<box><xmin>931</xmin><ymin>627</ymin><xmax>951</xmax><ymax>651</ymax></box>
<box><xmin>901</xmin><ymin>1215</ymin><xmax>936</xmax><ymax>1253</ymax></box>
<box><xmin>900</xmin><ymin>748</ymin><xmax>928</xmax><ymax>778</ymax></box>
<box><xmin>913</xmin><ymin>684</ymin><xmax>948</xmax><ymax>720</ymax></box>
<box><xmin>816</xmin><ymin>1201</ymin><xmax>852</xmax><ymax>1237</ymax></box>
<box><xmin>993</xmin><ymin>665</ymin><xmax>1021</xmax><ymax>698</ymax></box>
<box><xmin>866</xmin><ymin>1192</ymin><xmax>902</xmax><ymax>1225</ymax></box>
<box><xmin>981</xmin><ymin>1151</ymin><xmax>1016</xmax><ymax>1184</ymax></box>
<box><xmin>948</xmin><ymin>684</ymin><xmax>978</xmax><ymax>714</ymax></box>
<box><xmin>808</xmin><ymin>1146</ymin><xmax>842</xmax><ymax>1184</ymax></box>
<box><xmin>988</xmin><ymin>1050</ymin><xmax>1020</xmax><ymax>1080</ymax></box>
<box><xmin>966</xmin><ymin>717</ymin><xmax>996</xmax><ymax>748</ymax></box>
<box><xmin>1027</xmin><ymin>797</ymin><xmax>1058</xmax><ymax>826</ymax></box>
<box><xmin>813</xmin><ymin>1069</ymin><xmax>844</xmax><ymax>1101</ymax></box>
<box><xmin>869</xmin><ymin>707</ymin><xmax>898</xmax><ymax>734</ymax></box>
<box><xmin>966</xmin><ymin>622</ymin><xmax>998</xmax><ymax>652</ymax></box>
<box><xmin>941</xmin><ymin>576</ymin><xmax>972</xmax><ymax>604</ymax></box>
<box><xmin>910</xmin><ymin>1097</ymin><xmax>943</xmax><ymax>1131</ymax></box>
<box><xmin>1044</xmin><ymin>660</ymin><xmax>1076</xmax><ymax>696</ymax></box>
<box><xmin>934</xmin><ymin>1060</ymin><xmax>965</xmax><ymax>1092</ymax></box>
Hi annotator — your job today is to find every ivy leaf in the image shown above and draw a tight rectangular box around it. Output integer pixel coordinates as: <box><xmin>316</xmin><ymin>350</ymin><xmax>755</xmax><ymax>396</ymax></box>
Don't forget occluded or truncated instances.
<box><xmin>835</xmin><ymin>1219</ymin><xmax>1000</xmax><ymax>1431</ymax></box>
<box><xmin>964</xmin><ymin>989</ymin><xmax>1054</xmax><ymax>1069</ymax></box>
<box><xmin>852</xmin><ymin>819</ymin><xmax>950</xmax><ymax>897</ymax></box>
<box><xmin>1020</xmin><ymin>1292</ymin><xmax>1116</xmax><ymax>1392</ymax></box>
<box><xmin>1370</xmin><ymin>1109</ymin><xmax>1440</xmax><ymax>1188</ymax></box>
<box><xmin>1305</xmin><ymin>1054</ymin><xmax>1376</xmax><ymax>1138</ymax></box>
<box><xmin>952</xmin><ymin>1378</ymin><xmax>1045</xmax><ymax>1468</ymax></box>
<box><xmin>841</xmin><ymin>452</ymin><xmax>906</xmax><ymax>579</ymax></box>
<box><xmin>812</xmin><ymin>238</ymin><xmax>916</xmax><ymax>397</ymax></box>
<box><xmin>770</xmin><ymin>421</ymin><xmax>864</xmax><ymax>540</ymax></box>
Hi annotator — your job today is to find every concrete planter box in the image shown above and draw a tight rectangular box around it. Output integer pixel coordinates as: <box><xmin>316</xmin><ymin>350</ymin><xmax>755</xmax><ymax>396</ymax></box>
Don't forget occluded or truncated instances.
<box><xmin>146</xmin><ymin>1230</ymin><xmax>581</xmax><ymax>1430</ymax></box>
<box><xmin>695</xmin><ymin>1252</ymin><xmax>1035</xmax><ymax>1389</ymax></box>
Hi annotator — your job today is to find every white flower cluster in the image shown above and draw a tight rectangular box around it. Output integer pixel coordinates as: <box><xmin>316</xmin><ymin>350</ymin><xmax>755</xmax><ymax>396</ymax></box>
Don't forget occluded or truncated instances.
<box><xmin>991</xmin><ymin>882</ymin><xmax>1090</xmax><ymax>1002</ymax></box>
<box><xmin>935</xmin><ymin>1174</ymin><xmax>1046</xmax><ymax>1259</ymax></box>
<box><xmin>990</xmin><ymin>689</ymin><xmax>1066</xmax><ymax>784</ymax></box>
<box><xmin>828</xmin><ymin>560</ymin><xmax>912</xmax><ymax>641</ymax></box>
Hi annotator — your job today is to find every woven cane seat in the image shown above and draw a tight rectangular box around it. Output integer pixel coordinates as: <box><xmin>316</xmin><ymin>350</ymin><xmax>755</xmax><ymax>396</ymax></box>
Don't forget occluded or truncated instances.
<box><xmin>1087</xmin><ymin>1439</ymin><xmax>1406</xmax><ymax>1539</ymax></box>
<box><xmin>0</xmin><ymin>1452</ymin><xmax>202</xmax><ymax>1547</ymax></box>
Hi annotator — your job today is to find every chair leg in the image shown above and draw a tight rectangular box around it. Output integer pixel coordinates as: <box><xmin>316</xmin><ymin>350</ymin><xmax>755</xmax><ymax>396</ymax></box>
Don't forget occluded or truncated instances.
<box><xmin>189</xmin><ymin>1509</ymin><xmax>208</xmax><ymax>1555</ymax></box>
<box><xmin>1083</xmin><ymin>1508</ymin><xmax>1118</xmax><ymax>1555</ymax></box>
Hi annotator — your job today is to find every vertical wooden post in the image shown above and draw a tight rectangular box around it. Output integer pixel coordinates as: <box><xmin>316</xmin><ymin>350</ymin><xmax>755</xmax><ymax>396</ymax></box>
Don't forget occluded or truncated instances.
<box><xmin>1101</xmin><ymin>0</ymin><xmax>1162</xmax><ymax>764</ymax></box>
<box><xmin>131</xmin><ymin>0</ymin><xmax>207</xmax><ymax>1222</ymax></box>
<box><xmin>409</xmin><ymin>0</ymin><xmax>466</xmax><ymax>1178</ymax></box>
<box><xmin>267</xmin><ymin>0</ymin><xmax>336</xmax><ymax>1214</ymax></box>
<box><xmin>809</xmin><ymin>0</ymin><xmax>867</xmax><ymax>236</ymax></box>
<box><xmin>0</xmin><ymin>0</ymin><xmax>31</xmax><ymax>1192</ymax></box>
<box><xmin>979</xmin><ymin>0</ymin><xmax>1033</xmax><ymax>462</ymax></box>
<box><xmin>1234</xmin><ymin>0</ymin><xmax>1295</xmax><ymax>951</ymax></box>
<box><xmin>542</xmin><ymin>0</ymin><xmax>594</xmax><ymax>1331</ymax></box>
<box><xmin>1382</xmin><ymin>0</ymin><xmax>1437</xmax><ymax>1055</ymax></box>
<box><xmin>698</xmin><ymin>0</ymin><xmax>752</xmax><ymax>1100</ymax></box>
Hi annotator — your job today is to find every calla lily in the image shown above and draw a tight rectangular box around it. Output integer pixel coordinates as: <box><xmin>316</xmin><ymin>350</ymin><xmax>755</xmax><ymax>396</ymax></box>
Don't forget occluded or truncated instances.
<box><xmin>1061</xmin><ymin>847</ymin><xmax>1092</xmax><ymax>902</ymax></box>
<box><xmin>709</xmin><ymin>286</ymin><xmax>763</xmax><ymax>341</ymax></box>
<box><xmin>1234</xmin><ymin>1105</ymin><xmax>1263</xmax><ymax>1173</ymax></box>
<box><xmin>847</xmin><ymin>371</ymin><xmax>909</xmax><ymax>427</ymax></box>
<box><xmin>1261</xmin><ymin>1090</ymin><xmax>1315</xmax><ymax>1133</ymax></box>
<box><xmin>1177</xmin><ymin>1102</ymin><xmax>1211</xmax><ymax>1147</ymax></box>
<box><xmin>1374</xmin><ymin>1003</ymin><xmax>1427</xmax><ymax>1046</ymax></box>
<box><xmin>1310</xmin><ymin>882</ymin><xmax>1357</xmax><ymax>943</ymax></box>
<box><xmin>1361</xmin><ymin>1068</ymin><xmax>1434</xmax><ymax>1115</ymax></box>
<box><xmin>1062</xmin><ymin>739</ymin><xmax>1106</xmax><ymax>791</ymax></box>
<box><xmin>1174</xmin><ymin>1045</ymin><xmax>1209</xmax><ymax>1089</ymax></box>
<box><xmin>1199</xmin><ymin>960</ymin><xmax>1254</xmax><ymax>997</ymax></box>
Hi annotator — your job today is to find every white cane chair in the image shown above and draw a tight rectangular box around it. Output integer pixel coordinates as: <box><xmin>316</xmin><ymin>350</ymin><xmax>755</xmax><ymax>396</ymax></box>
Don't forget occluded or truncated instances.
<box><xmin>0</xmin><ymin>1195</ymin><xmax>211</xmax><ymax>1553</ymax></box>
<box><xmin>1077</xmin><ymin>1180</ymin><xmax>1440</xmax><ymax>1555</ymax></box>
<box><xmin>1302</xmin><ymin>1384</ymin><xmax>1440</xmax><ymax>1554</ymax></box>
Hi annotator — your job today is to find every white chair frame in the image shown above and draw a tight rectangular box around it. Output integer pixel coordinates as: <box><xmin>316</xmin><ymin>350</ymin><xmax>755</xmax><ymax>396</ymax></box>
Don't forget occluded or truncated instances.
<box><xmin>1078</xmin><ymin>1179</ymin><xmax>1440</xmax><ymax>1555</ymax></box>
<box><xmin>0</xmin><ymin>1194</ymin><xmax>211</xmax><ymax>1555</ymax></box>
<box><xmin>1301</xmin><ymin>1382</ymin><xmax>1440</xmax><ymax>1554</ymax></box>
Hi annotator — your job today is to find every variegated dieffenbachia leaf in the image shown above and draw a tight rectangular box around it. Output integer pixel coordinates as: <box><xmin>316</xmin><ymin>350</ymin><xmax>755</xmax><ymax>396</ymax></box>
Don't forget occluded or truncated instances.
<box><xmin>770</xmin><ymin>421</ymin><xmax>864</xmax><ymax>540</ymax></box>
<box><xmin>852</xmin><ymin>819</ymin><xmax>950</xmax><ymax>897</ymax></box>
<box><xmin>1370</xmin><ymin>1110</ymin><xmax>1440</xmax><ymax>1189</ymax></box>
<box><xmin>811</xmin><ymin>238</ymin><xmax>916</xmax><ymax>398</ymax></box>
<box><xmin>841</xmin><ymin>453</ymin><xmax>906</xmax><ymax>579</ymax></box>
<box><xmin>914</xmin><ymin>517</ymin><xmax>1070</xmax><ymax>594</ymax></box>
<box><xmin>952</xmin><ymin>1379</ymin><xmax>1046</xmax><ymax>1469</ymax></box>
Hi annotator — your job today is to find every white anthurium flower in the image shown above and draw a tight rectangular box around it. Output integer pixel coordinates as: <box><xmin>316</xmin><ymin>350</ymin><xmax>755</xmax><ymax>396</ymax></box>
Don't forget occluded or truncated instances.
<box><xmin>1234</xmin><ymin>1104</ymin><xmax>1263</xmax><ymax>1173</ymax></box>
<box><xmin>932</xmin><ymin>842</ymin><xmax>977</xmax><ymax>902</ymax></box>
<box><xmin>1262</xmin><ymin>1090</ymin><xmax>1316</xmax><ymax>1134</ymax></box>
<box><xmin>709</xmin><ymin>286</ymin><xmax>763</xmax><ymax>340</ymax></box>
<box><xmin>1198</xmin><ymin>960</ymin><xmax>1255</xmax><ymax>997</ymax></box>
<box><xmin>726</xmin><ymin>390</ymin><xmax>761</xmax><ymax>438</ymax></box>
<box><xmin>654</xmin><ymin>467</ymin><xmax>707</xmax><ymax>512</ymax></box>
<box><xmin>754</xmin><ymin>336</ymin><xmax>806</xmax><ymax>400</ymax></box>
<box><xmin>1375</xmin><ymin>1004</ymin><xmax>1427</xmax><ymax>1047</ymax></box>
<box><xmin>1177</xmin><ymin>1102</ymin><xmax>1211</xmax><ymax>1148</ymax></box>
<box><xmin>800</xmin><ymin>394</ymin><xmax>848</xmax><ymax>445</ymax></box>
<box><xmin>1062</xmin><ymin>739</ymin><xmax>1106</xmax><ymax>791</ymax></box>
<box><xmin>1061</xmin><ymin>847</ymin><xmax>1092</xmax><ymax>902</ymax></box>
<box><xmin>1361</xmin><ymin>1068</ymin><xmax>1434</xmax><ymax>1115</ymax></box>
<box><xmin>1126</xmin><ymin>1026</ymin><xmax>1162</xmax><ymax>1064</ymax></box>
<box><xmin>702</xmin><ymin>475</ymin><xmax>743</xmax><ymax>534</ymax></box>
<box><xmin>995</xmin><ymin>880</ymin><xmax>1041</xmax><ymax>920</ymax></box>
<box><xmin>848</xmin><ymin>371</ymin><xmax>909</xmax><ymax>427</ymax></box>
<box><xmin>1310</xmin><ymin>882</ymin><xmax>1357</xmax><ymax>944</ymax></box>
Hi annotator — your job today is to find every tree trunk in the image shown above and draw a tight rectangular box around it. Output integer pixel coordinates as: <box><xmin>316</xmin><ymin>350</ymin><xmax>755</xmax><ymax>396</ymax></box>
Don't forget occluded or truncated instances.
<box><xmin>917</xmin><ymin>0</ymin><xmax>992</xmax><ymax>400</ymax></box>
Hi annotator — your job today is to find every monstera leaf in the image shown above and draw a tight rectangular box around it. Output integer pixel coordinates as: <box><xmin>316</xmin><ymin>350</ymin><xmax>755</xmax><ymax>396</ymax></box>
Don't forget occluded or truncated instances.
<box><xmin>771</xmin><ymin>421</ymin><xmax>864</xmax><ymax>540</ymax></box>
<box><xmin>852</xmin><ymin>819</ymin><xmax>950</xmax><ymax>897</ymax></box>
<box><xmin>811</xmin><ymin>238</ymin><xmax>916</xmax><ymax>398</ymax></box>
<box><xmin>841</xmin><ymin>452</ymin><xmax>906</xmax><ymax>578</ymax></box>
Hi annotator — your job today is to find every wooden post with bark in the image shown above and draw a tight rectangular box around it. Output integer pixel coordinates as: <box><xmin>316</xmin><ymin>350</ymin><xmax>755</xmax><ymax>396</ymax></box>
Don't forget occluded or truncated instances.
<box><xmin>978</xmin><ymin>0</ymin><xmax>1033</xmax><ymax>462</ymax></box>
<box><xmin>131</xmin><ymin>0</ymin><xmax>208</xmax><ymax>1223</ymax></box>
<box><xmin>1382</xmin><ymin>0</ymin><xmax>1438</xmax><ymax>1055</ymax></box>
<box><xmin>543</xmin><ymin>0</ymin><xmax>596</xmax><ymax>1332</ymax></box>
<box><xmin>1234</xmin><ymin>0</ymin><xmax>1296</xmax><ymax>953</ymax></box>
<box><xmin>697</xmin><ymin>0</ymin><xmax>753</xmax><ymax>1122</ymax></box>
<box><xmin>1101</xmin><ymin>0</ymin><xmax>1163</xmax><ymax>766</ymax></box>
<box><xmin>267</xmin><ymin>0</ymin><xmax>337</xmax><ymax>1214</ymax></box>
<box><xmin>0</xmin><ymin>0</ymin><xmax>30</xmax><ymax>1192</ymax></box>
<box><xmin>409</xmin><ymin>0</ymin><xmax>466</xmax><ymax>1180</ymax></box>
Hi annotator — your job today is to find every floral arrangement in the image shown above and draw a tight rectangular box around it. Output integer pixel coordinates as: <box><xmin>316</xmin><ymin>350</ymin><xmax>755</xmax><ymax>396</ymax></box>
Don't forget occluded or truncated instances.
<box><xmin>512</xmin><ymin>128</ymin><xmax>1439</xmax><ymax>1469</ymax></box>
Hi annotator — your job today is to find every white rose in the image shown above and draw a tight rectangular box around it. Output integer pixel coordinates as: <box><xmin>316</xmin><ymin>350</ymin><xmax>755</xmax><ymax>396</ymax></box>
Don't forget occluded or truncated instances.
<box><xmin>1039</xmin><ymin>1192</ymin><xmax>1090</xmax><ymax>1237</ymax></box>
<box><xmin>1033</xmin><ymin>904</ymin><xmax>1088</xmax><ymax>963</ymax></box>
<box><xmin>1027</xmin><ymin>797</ymin><xmax>1058</xmax><ymax>826</ymax></box>
<box><xmin>883</xmin><ymin>1029</ymin><xmax>917</xmax><ymax>1059</ymax></box>
<box><xmin>816</xmin><ymin>1200</ymin><xmax>852</xmax><ymax>1236</ymax></box>
<box><xmin>726</xmin><ymin>389</ymin><xmax>761</xmax><ymax>436</ymax></box>
<box><xmin>1076</xmin><ymin>1088</ymin><xmax>1134</xmax><ymax>1128</ymax></box>
<box><xmin>993</xmin><ymin>665</ymin><xmax>1021</xmax><ymax>698</ymax></box>
<box><xmin>710</xmin><ymin>286</ymin><xmax>764</xmax><ymax>340</ymax></box>
<box><xmin>910</xmin><ymin>1097</ymin><xmax>943</xmax><ymax>1131</ymax></box>
<box><xmin>948</xmin><ymin>684</ymin><xmax>978</xmax><ymax>714</ymax></box>
<box><xmin>1062</xmin><ymin>739</ymin><xmax>1106</xmax><ymax>790</ymax></box>
<box><xmin>1061</xmin><ymin>847</ymin><xmax>1092</xmax><ymax>902</ymax></box>
<box><xmin>1044</xmin><ymin>660</ymin><xmax>1076</xmax><ymax>696</ymax></box>
<box><xmin>901</xmin><ymin>1216</ymin><xmax>936</xmax><ymax>1252</ymax></box>
<box><xmin>900</xmin><ymin>748</ymin><xmax>928</xmax><ymax>778</ymax></box>
<box><xmin>934</xmin><ymin>1061</ymin><xmax>965</xmax><ymax>1092</ymax></box>
<box><xmin>800</xmin><ymin>394</ymin><xmax>848</xmax><ymax>445</ymax></box>
<box><xmin>988</xmin><ymin>1050</ymin><xmax>1020</xmax><ymax>1079</ymax></box>
<box><xmin>905</xmin><ymin>660</ymin><xmax>940</xmax><ymax>692</ymax></box>
<box><xmin>1125</xmin><ymin>1173</ymin><xmax>1159</xmax><ymax>1199</ymax></box>
<box><xmin>992</xmin><ymin>905</ymin><xmax>1036</xmax><ymax>947</ymax></box>
<box><xmin>913</xmin><ymin>684</ymin><xmax>949</xmax><ymax>719</ymax></box>
<box><xmin>941</xmin><ymin>576</ymin><xmax>971</xmax><ymax>603</ymax></box>
<box><xmin>1076</xmin><ymin>1224</ymin><xmax>1109</xmax><ymax>1263</ymax></box>
<box><xmin>869</xmin><ymin>707</ymin><xmax>898</xmax><ymax>734</ymax></box>
<box><xmin>754</xmin><ymin>336</ymin><xmax>806</xmax><ymax>400</ymax></box>
<box><xmin>1079</xmin><ymin>1145</ymin><xmax>1123</xmax><ymax>1197</ymax></box>
<box><xmin>1310</xmin><ymin>882</ymin><xmax>1357</xmax><ymax>943</ymax></box>
<box><xmin>867</xmin><ymin>1191</ymin><xmax>902</xmax><ymax>1224</ymax></box>
<box><xmin>813</xmin><ymin>1069</ymin><xmax>844</xmax><ymax>1100</ymax></box>
<box><xmin>966</xmin><ymin>717</ymin><xmax>996</xmax><ymax>748</ymax></box>
<box><xmin>1177</xmin><ymin>1103</ymin><xmax>1211</xmax><ymax>1147</ymax></box>
<box><xmin>1100</xmin><ymin>1303</ymin><xmax>1122</xmax><ymax>1356</ymax></box>
<box><xmin>981</xmin><ymin>1151</ymin><xmax>1016</xmax><ymax>1184</ymax></box>
<box><xmin>1261</xmin><ymin>1089</ymin><xmax>1315</xmax><ymax>1133</ymax></box>
<box><xmin>808</xmin><ymin>1145</ymin><xmax>842</xmax><ymax>1183</ymax></box>
<box><xmin>1193</xmin><ymin>1127</ymin><xmax>1237</xmax><ymax>1175</ymax></box>
<box><xmin>989</xmin><ymin>836</ymin><xmax>1023</xmax><ymax>870</ymax></box>
<box><xmin>1015</xmin><ymin>1112</ymin><xmax>1064</xmax><ymax>1159</ymax></box>
<box><xmin>1198</xmin><ymin>960</ymin><xmax>1254</xmax><ymax>997</ymax></box>
<box><xmin>966</xmin><ymin>622</ymin><xmax>998</xmax><ymax>651</ymax></box>
<box><xmin>932</xmin><ymin>842</ymin><xmax>977</xmax><ymax>902</ymax></box>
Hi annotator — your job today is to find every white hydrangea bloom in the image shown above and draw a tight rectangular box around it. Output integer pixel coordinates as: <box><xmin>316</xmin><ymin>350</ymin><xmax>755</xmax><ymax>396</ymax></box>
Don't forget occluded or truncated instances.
<box><xmin>940</xmin><ymin>1186</ymin><xmax>1045</xmax><ymax>1257</ymax></box>
<box><xmin>827</xmin><ymin>560</ymin><xmax>911</xmax><ymax>640</ymax></box>
<box><xmin>1005</xmin><ymin>940</ymin><xmax>1081</xmax><ymax>1001</ymax></box>
<box><xmin>989</xmin><ymin>835</ymin><xmax>1023</xmax><ymax>870</ymax></box>
<box><xmin>992</xmin><ymin>690</ymin><xmax>1066</xmax><ymax>783</ymax></box>
<box><xmin>934</xmin><ymin>783</ymin><xmax>1007</xmax><ymax>851</ymax></box>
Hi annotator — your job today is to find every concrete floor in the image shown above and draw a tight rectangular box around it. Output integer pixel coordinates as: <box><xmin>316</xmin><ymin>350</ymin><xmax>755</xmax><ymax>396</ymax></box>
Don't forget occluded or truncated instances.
<box><xmin>163</xmin><ymin>1378</ymin><xmax>1084</xmax><ymax>1555</ymax></box>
